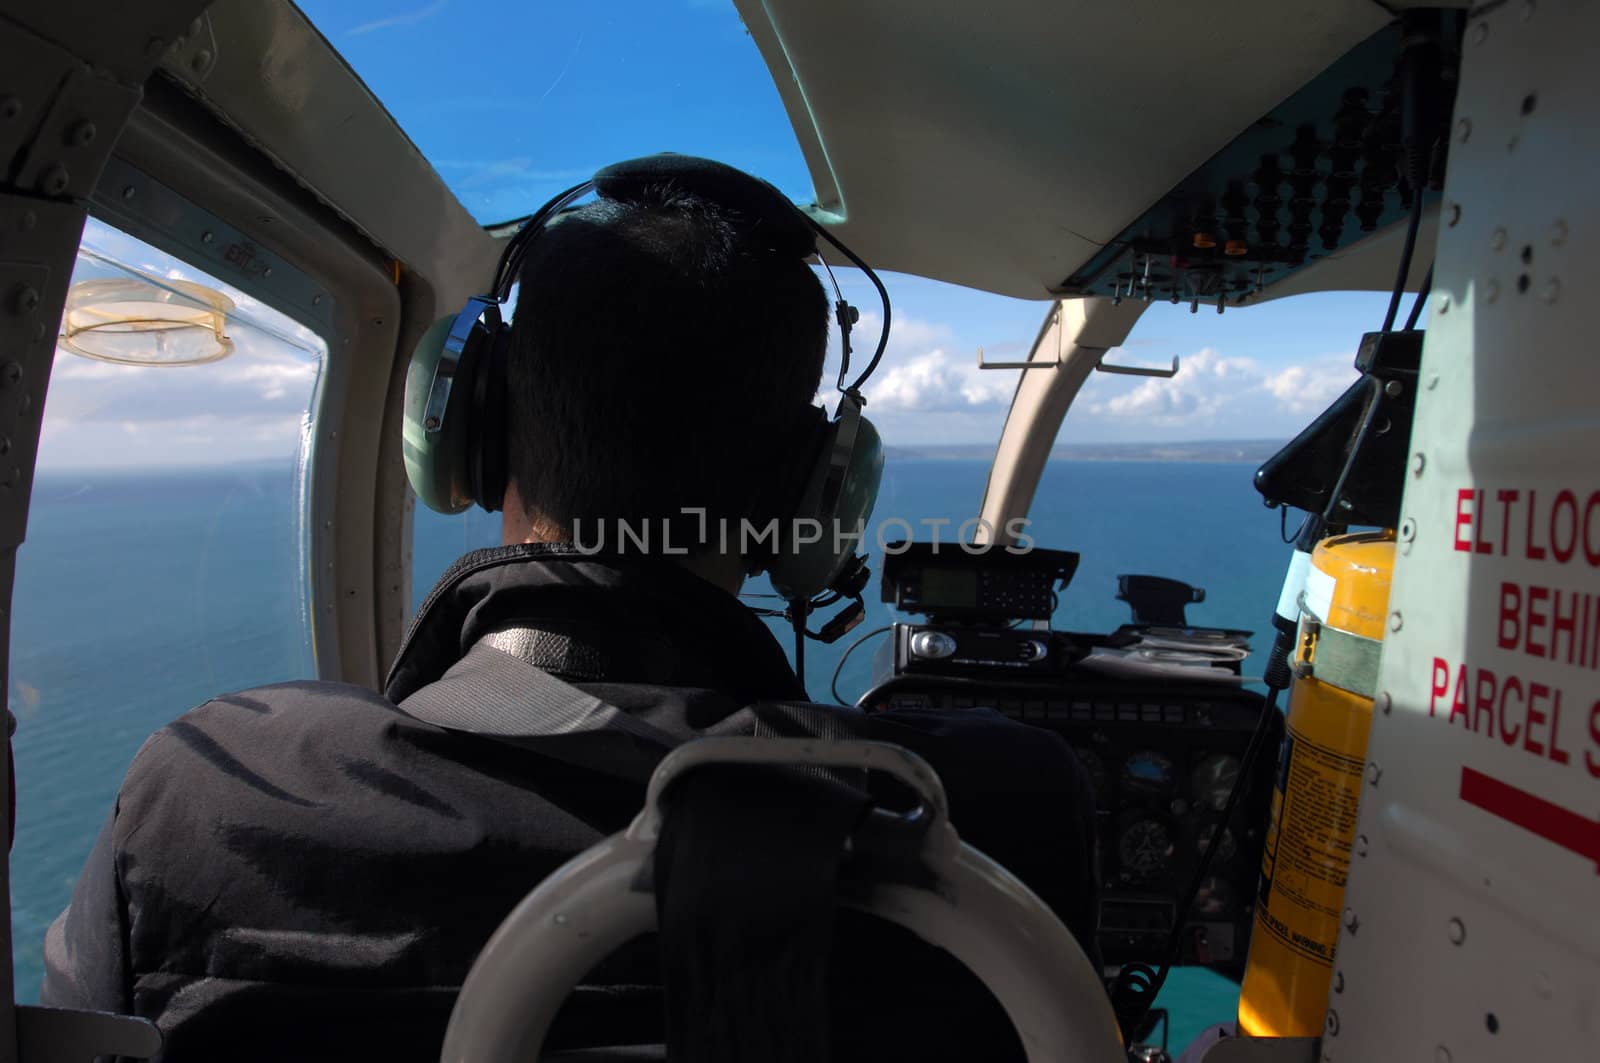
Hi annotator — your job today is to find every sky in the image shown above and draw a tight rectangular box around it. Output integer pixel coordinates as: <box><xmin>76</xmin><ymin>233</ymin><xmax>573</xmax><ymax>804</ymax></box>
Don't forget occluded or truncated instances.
<box><xmin>38</xmin><ymin>0</ymin><xmax>1411</xmax><ymax>468</ymax></box>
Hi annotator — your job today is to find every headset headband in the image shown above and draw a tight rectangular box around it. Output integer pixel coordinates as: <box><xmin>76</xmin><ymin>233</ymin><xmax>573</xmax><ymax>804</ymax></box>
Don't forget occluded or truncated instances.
<box><xmin>490</xmin><ymin>154</ymin><xmax>892</xmax><ymax>396</ymax></box>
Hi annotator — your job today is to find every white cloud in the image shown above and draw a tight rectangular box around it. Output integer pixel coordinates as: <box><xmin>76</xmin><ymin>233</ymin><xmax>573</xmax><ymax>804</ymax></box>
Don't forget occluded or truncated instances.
<box><xmin>1086</xmin><ymin>347</ymin><xmax>1258</xmax><ymax>424</ymax></box>
<box><xmin>816</xmin><ymin>302</ymin><xmax>1366</xmax><ymax>445</ymax></box>
<box><xmin>827</xmin><ymin>312</ymin><xmax>1018</xmax><ymax>415</ymax></box>
<box><xmin>1261</xmin><ymin>354</ymin><xmax>1359</xmax><ymax>414</ymax></box>
<box><xmin>867</xmin><ymin>350</ymin><xmax>1016</xmax><ymax>413</ymax></box>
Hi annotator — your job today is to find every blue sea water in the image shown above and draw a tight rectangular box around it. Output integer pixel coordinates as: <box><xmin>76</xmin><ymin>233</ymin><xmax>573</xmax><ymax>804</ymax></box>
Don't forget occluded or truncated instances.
<box><xmin>12</xmin><ymin>457</ymin><xmax>1288</xmax><ymax>1050</ymax></box>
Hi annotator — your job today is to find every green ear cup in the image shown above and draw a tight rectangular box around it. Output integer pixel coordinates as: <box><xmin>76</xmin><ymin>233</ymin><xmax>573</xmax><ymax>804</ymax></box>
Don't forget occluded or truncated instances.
<box><xmin>403</xmin><ymin>315</ymin><xmax>475</xmax><ymax>514</ymax></box>
<box><xmin>768</xmin><ymin>406</ymin><xmax>884</xmax><ymax>601</ymax></box>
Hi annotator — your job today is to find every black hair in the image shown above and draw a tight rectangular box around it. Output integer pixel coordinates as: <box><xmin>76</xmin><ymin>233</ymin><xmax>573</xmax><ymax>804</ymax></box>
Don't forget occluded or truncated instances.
<box><xmin>505</xmin><ymin>184</ymin><xmax>829</xmax><ymax>548</ymax></box>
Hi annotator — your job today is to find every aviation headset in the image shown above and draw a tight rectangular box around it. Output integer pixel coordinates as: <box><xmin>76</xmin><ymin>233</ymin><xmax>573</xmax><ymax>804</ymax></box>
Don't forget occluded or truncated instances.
<box><xmin>402</xmin><ymin>154</ymin><xmax>890</xmax><ymax>608</ymax></box>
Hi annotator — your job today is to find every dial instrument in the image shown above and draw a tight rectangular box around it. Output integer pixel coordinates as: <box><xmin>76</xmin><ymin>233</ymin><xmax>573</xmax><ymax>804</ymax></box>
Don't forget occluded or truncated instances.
<box><xmin>1191</xmin><ymin>753</ymin><xmax>1242</xmax><ymax>811</ymax></box>
<box><xmin>1118</xmin><ymin>817</ymin><xmax>1175</xmax><ymax>879</ymax></box>
<box><xmin>1122</xmin><ymin>750</ymin><xmax>1175</xmax><ymax>792</ymax></box>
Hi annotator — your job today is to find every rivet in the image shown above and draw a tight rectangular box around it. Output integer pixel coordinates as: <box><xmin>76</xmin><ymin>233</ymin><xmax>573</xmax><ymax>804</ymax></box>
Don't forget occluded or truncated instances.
<box><xmin>1427</xmin><ymin>374</ymin><xmax>1440</xmax><ymax>390</ymax></box>
<box><xmin>189</xmin><ymin>16</ymin><xmax>203</xmax><ymax>36</ymax></box>
<box><xmin>1446</xmin><ymin>202</ymin><xmax>1461</xmax><ymax>227</ymax></box>
<box><xmin>0</xmin><ymin>466</ymin><xmax>17</xmax><ymax>489</ymax></box>
<box><xmin>1436</xmin><ymin>1046</ymin><xmax>1453</xmax><ymax>1063</ymax></box>
<box><xmin>1437</xmin><ymin>294</ymin><xmax>1450</xmax><ymax>314</ymax></box>
<box><xmin>1448</xmin><ymin>917</ymin><xmax>1466</xmax><ymax>945</ymax></box>
<box><xmin>19</xmin><ymin>210</ymin><xmax>36</xmax><ymax>231</ymax></box>
<box><xmin>1354</xmin><ymin>833</ymin><xmax>1370</xmax><ymax>857</ymax></box>
<box><xmin>263</xmin><ymin>266</ymin><xmax>273</xmax><ymax>278</ymax></box>
<box><xmin>1550</xmin><ymin>220</ymin><xmax>1568</xmax><ymax>246</ymax></box>
<box><xmin>312</xmin><ymin>294</ymin><xmax>323</xmax><ymax>306</ymax></box>
<box><xmin>1326</xmin><ymin>1009</ymin><xmax>1341</xmax><ymax>1036</ymax></box>
<box><xmin>1485</xmin><ymin>278</ymin><xmax>1500</xmax><ymax>303</ymax></box>
<box><xmin>1542</xmin><ymin>278</ymin><xmax>1561</xmax><ymax>303</ymax></box>
<box><xmin>11</xmin><ymin>287</ymin><xmax>38</xmax><ymax>315</ymax></box>
<box><xmin>192</xmin><ymin>49</ymin><xmax>213</xmax><ymax>73</ymax></box>
<box><xmin>1471</xmin><ymin>21</ymin><xmax>1489</xmax><ymax>45</ymax></box>
<box><xmin>39</xmin><ymin>164</ymin><xmax>69</xmax><ymax>196</ymax></box>
<box><xmin>201</xmin><ymin>230</ymin><xmax>214</xmax><ymax>243</ymax></box>
<box><xmin>1399</xmin><ymin>520</ymin><xmax>1416</xmax><ymax>543</ymax></box>
<box><xmin>1389</xmin><ymin>611</ymin><xmax>1403</xmax><ymax>632</ymax></box>
<box><xmin>0</xmin><ymin>96</ymin><xmax>20</xmax><ymax>121</ymax></box>
<box><xmin>1343</xmin><ymin>908</ymin><xmax>1359</xmax><ymax>932</ymax></box>
<box><xmin>121</xmin><ymin>185</ymin><xmax>136</xmax><ymax>200</ymax></box>
<box><xmin>1333</xmin><ymin>971</ymin><xmax>1346</xmax><ymax>994</ymax></box>
<box><xmin>1491</xmin><ymin>228</ymin><xmax>1507</xmax><ymax>251</ymax></box>
<box><xmin>145</xmin><ymin>36</ymin><xmax>168</xmax><ymax>58</ymax></box>
<box><xmin>424</xmin><ymin>416</ymin><xmax>440</xmax><ymax>431</ymax></box>
<box><xmin>1412</xmin><ymin>452</ymin><xmax>1427</xmax><ymax>476</ymax></box>
<box><xmin>0</xmin><ymin>437</ymin><xmax>12</xmax><ymax>456</ymax></box>
<box><xmin>553</xmin><ymin>912</ymin><xmax>569</xmax><ymax>926</ymax></box>
<box><xmin>1366</xmin><ymin>762</ymin><xmax>1382</xmax><ymax>786</ymax></box>
<box><xmin>1</xmin><ymin>362</ymin><xmax>23</xmax><ymax>387</ymax></box>
<box><xmin>1455</xmin><ymin>118</ymin><xmax>1471</xmax><ymax>144</ymax></box>
<box><xmin>1384</xmin><ymin>379</ymin><xmax>1403</xmax><ymax>397</ymax></box>
<box><xmin>1376</xmin><ymin>690</ymin><xmax>1394</xmax><ymax>717</ymax></box>
<box><xmin>67</xmin><ymin>121</ymin><xmax>96</xmax><ymax>147</ymax></box>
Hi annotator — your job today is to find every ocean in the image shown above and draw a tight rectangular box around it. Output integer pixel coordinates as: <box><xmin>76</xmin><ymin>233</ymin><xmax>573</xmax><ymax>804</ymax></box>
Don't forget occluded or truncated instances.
<box><xmin>11</xmin><ymin>457</ymin><xmax>1289</xmax><ymax>1051</ymax></box>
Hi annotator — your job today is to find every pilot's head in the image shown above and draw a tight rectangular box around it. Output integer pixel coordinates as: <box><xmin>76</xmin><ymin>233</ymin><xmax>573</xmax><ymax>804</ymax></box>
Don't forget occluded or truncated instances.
<box><xmin>498</xmin><ymin>181</ymin><xmax>830</xmax><ymax>592</ymax></box>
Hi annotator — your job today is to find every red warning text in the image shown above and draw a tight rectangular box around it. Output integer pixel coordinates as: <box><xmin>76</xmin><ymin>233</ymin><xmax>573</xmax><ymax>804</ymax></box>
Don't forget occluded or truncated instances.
<box><xmin>1454</xmin><ymin>487</ymin><xmax>1600</xmax><ymax>566</ymax></box>
<box><xmin>1496</xmin><ymin>580</ymin><xmax>1600</xmax><ymax>669</ymax></box>
<box><xmin>1428</xmin><ymin>655</ymin><xmax>1600</xmax><ymax>778</ymax></box>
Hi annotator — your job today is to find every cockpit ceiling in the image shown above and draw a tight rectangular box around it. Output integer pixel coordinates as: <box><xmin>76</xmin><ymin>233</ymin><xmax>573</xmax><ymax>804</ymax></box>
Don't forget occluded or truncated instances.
<box><xmin>740</xmin><ymin>0</ymin><xmax>1465</xmax><ymax>300</ymax></box>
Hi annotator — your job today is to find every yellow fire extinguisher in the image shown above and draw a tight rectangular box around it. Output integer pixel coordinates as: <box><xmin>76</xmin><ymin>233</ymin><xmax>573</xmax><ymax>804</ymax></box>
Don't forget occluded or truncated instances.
<box><xmin>1237</xmin><ymin>530</ymin><xmax>1394</xmax><ymax>1037</ymax></box>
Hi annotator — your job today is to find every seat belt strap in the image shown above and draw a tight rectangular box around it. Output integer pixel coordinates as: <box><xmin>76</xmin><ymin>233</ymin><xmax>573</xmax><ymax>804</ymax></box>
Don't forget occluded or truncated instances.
<box><xmin>397</xmin><ymin>630</ymin><xmax>872</xmax><ymax>783</ymax></box>
<box><xmin>398</xmin><ymin>640</ymin><xmax>678</xmax><ymax>782</ymax></box>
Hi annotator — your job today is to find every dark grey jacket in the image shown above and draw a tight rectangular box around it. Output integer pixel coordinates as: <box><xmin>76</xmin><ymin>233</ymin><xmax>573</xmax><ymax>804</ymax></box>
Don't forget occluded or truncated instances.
<box><xmin>42</xmin><ymin>546</ymin><xmax>1100</xmax><ymax>1060</ymax></box>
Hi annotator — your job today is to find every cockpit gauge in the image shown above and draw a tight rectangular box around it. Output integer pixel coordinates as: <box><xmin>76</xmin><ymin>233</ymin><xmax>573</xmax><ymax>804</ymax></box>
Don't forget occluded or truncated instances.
<box><xmin>1122</xmin><ymin>750</ymin><xmax>1175</xmax><ymax>792</ymax></box>
<box><xmin>1117</xmin><ymin>817</ymin><xmax>1175</xmax><ymax>880</ymax></box>
<box><xmin>1191</xmin><ymin>753</ymin><xmax>1242</xmax><ymax>811</ymax></box>
<box><xmin>1196</xmin><ymin>823</ymin><xmax>1238</xmax><ymax>863</ymax></box>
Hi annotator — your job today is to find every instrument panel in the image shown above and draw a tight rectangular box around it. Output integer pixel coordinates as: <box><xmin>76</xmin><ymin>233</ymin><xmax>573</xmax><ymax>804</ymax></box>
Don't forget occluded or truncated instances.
<box><xmin>866</xmin><ymin>679</ymin><xmax>1281</xmax><ymax>978</ymax></box>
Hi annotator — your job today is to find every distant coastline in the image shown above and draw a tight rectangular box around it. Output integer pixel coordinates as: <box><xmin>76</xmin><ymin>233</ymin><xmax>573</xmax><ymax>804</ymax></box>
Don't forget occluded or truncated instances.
<box><xmin>886</xmin><ymin>439</ymin><xmax>1283</xmax><ymax>463</ymax></box>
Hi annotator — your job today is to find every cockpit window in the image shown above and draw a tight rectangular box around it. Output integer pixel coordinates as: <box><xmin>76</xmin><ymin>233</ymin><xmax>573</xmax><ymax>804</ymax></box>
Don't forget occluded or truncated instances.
<box><xmin>296</xmin><ymin>0</ymin><xmax>817</xmax><ymax>222</ymax></box>
<box><xmin>9</xmin><ymin>218</ymin><xmax>325</xmax><ymax>1002</ymax></box>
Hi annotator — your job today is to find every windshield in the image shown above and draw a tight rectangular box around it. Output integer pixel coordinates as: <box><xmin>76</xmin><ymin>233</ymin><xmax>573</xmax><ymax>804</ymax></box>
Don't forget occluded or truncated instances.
<box><xmin>298</xmin><ymin>0</ymin><xmax>815</xmax><ymax>222</ymax></box>
<box><xmin>302</xmin><ymin>4</ymin><xmax>1402</xmax><ymax>1042</ymax></box>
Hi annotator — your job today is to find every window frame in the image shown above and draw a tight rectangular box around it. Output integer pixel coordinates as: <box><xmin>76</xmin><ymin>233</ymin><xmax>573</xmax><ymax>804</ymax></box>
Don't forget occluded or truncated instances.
<box><xmin>92</xmin><ymin>93</ymin><xmax>406</xmax><ymax>685</ymax></box>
